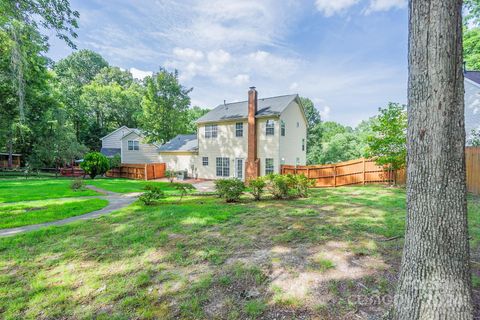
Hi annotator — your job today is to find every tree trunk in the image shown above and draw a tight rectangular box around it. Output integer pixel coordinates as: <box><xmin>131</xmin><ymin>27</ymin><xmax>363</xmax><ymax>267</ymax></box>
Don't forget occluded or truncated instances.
<box><xmin>7</xmin><ymin>135</ymin><xmax>13</xmax><ymax>168</ymax></box>
<box><xmin>394</xmin><ymin>0</ymin><xmax>473</xmax><ymax>319</ymax></box>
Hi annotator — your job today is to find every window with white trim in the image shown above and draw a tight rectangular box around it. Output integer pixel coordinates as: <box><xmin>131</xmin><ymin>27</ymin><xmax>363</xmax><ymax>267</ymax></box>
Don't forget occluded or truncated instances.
<box><xmin>281</xmin><ymin>121</ymin><xmax>286</xmax><ymax>136</ymax></box>
<box><xmin>235</xmin><ymin>122</ymin><xmax>243</xmax><ymax>137</ymax></box>
<box><xmin>128</xmin><ymin>140</ymin><xmax>139</xmax><ymax>151</ymax></box>
<box><xmin>265</xmin><ymin>158</ymin><xmax>274</xmax><ymax>175</ymax></box>
<box><xmin>205</xmin><ymin>124</ymin><xmax>218</xmax><ymax>138</ymax></box>
<box><xmin>266</xmin><ymin>120</ymin><xmax>275</xmax><ymax>136</ymax></box>
<box><xmin>302</xmin><ymin>138</ymin><xmax>305</xmax><ymax>151</ymax></box>
<box><xmin>216</xmin><ymin>157</ymin><xmax>230</xmax><ymax>177</ymax></box>
<box><xmin>202</xmin><ymin>157</ymin><xmax>209</xmax><ymax>166</ymax></box>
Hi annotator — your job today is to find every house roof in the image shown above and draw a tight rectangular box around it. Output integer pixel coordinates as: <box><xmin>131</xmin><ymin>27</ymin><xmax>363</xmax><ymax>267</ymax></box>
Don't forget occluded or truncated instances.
<box><xmin>465</xmin><ymin>71</ymin><xmax>480</xmax><ymax>86</ymax></box>
<box><xmin>100</xmin><ymin>126</ymin><xmax>141</xmax><ymax>140</ymax></box>
<box><xmin>121</xmin><ymin>130</ymin><xmax>163</xmax><ymax>148</ymax></box>
<box><xmin>100</xmin><ymin>148</ymin><xmax>121</xmax><ymax>157</ymax></box>
<box><xmin>158</xmin><ymin>134</ymin><xmax>198</xmax><ymax>152</ymax></box>
<box><xmin>196</xmin><ymin>94</ymin><xmax>299</xmax><ymax>124</ymax></box>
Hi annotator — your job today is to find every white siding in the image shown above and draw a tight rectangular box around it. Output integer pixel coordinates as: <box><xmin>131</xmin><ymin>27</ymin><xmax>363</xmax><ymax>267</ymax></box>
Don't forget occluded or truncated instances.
<box><xmin>102</xmin><ymin>127</ymin><xmax>131</xmax><ymax>149</ymax></box>
<box><xmin>257</xmin><ymin>117</ymin><xmax>281</xmax><ymax>175</ymax></box>
<box><xmin>196</xmin><ymin>121</ymin><xmax>248</xmax><ymax>179</ymax></box>
<box><xmin>159</xmin><ymin>153</ymin><xmax>197</xmax><ymax>177</ymax></box>
<box><xmin>279</xmin><ymin>100</ymin><xmax>307</xmax><ymax>166</ymax></box>
<box><xmin>465</xmin><ymin>79</ymin><xmax>480</xmax><ymax>145</ymax></box>
<box><xmin>121</xmin><ymin>132</ymin><xmax>159</xmax><ymax>164</ymax></box>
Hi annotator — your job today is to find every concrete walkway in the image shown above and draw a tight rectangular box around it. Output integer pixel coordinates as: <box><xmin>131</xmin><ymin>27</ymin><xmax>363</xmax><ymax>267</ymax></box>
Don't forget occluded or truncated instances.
<box><xmin>193</xmin><ymin>180</ymin><xmax>216</xmax><ymax>193</ymax></box>
<box><xmin>0</xmin><ymin>187</ymin><xmax>140</xmax><ymax>238</ymax></box>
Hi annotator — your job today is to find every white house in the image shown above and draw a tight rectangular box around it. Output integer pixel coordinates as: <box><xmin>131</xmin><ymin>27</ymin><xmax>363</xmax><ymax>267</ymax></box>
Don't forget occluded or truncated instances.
<box><xmin>100</xmin><ymin>87</ymin><xmax>308</xmax><ymax>180</ymax></box>
<box><xmin>465</xmin><ymin>71</ymin><xmax>480</xmax><ymax>145</ymax></box>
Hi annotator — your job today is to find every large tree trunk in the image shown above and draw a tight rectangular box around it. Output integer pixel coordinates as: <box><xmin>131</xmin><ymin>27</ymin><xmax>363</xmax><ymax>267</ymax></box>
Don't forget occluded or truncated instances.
<box><xmin>393</xmin><ymin>0</ymin><xmax>473</xmax><ymax>318</ymax></box>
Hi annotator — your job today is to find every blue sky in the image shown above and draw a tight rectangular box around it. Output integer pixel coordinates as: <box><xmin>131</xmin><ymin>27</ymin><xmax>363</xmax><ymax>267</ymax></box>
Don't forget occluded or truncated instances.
<box><xmin>46</xmin><ymin>0</ymin><xmax>408</xmax><ymax>126</ymax></box>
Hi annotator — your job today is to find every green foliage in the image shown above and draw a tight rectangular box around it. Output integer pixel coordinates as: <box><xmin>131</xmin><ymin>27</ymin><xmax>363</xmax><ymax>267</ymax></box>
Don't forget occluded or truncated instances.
<box><xmin>266</xmin><ymin>174</ymin><xmax>291</xmax><ymax>199</ymax></box>
<box><xmin>469</xmin><ymin>129</ymin><xmax>480</xmax><ymax>146</ymax></box>
<box><xmin>249</xmin><ymin>177</ymin><xmax>267</xmax><ymax>201</ymax></box>
<box><xmin>80</xmin><ymin>152</ymin><xmax>110</xmax><ymax>179</ymax></box>
<box><xmin>464</xmin><ymin>27</ymin><xmax>480</xmax><ymax>71</ymax></box>
<box><xmin>214</xmin><ymin>178</ymin><xmax>245</xmax><ymax>202</ymax></box>
<box><xmin>289</xmin><ymin>174</ymin><xmax>314</xmax><ymax>198</ymax></box>
<box><xmin>139</xmin><ymin>185</ymin><xmax>165</xmax><ymax>205</ymax></box>
<box><xmin>70</xmin><ymin>178</ymin><xmax>85</xmax><ymax>191</ymax></box>
<box><xmin>141</xmin><ymin>69</ymin><xmax>192</xmax><ymax>144</ymax></box>
<box><xmin>185</xmin><ymin>106</ymin><xmax>210</xmax><ymax>133</ymax></box>
<box><xmin>464</xmin><ymin>0</ymin><xmax>480</xmax><ymax>26</ymax></box>
<box><xmin>165</xmin><ymin>169</ymin><xmax>176</xmax><ymax>183</ymax></box>
<box><xmin>108</xmin><ymin>154</ymin><xmax>121</xmax><ymax>168</ymax></box>
<box><xmin>366</xmin><ymin>103</ymin><xmax>407</xmax><ymax>170</ymax></box>
<box><xmin>172</xmin><ymin>183</ymin><xmax>196</xmax><ymax>202</ymax></box>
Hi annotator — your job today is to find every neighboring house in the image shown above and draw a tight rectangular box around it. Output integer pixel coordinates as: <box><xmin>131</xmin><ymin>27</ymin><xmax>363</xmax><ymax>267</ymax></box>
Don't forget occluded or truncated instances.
<box><xmin>465</xmin><ymin>71</ymin><xmax>480</xmax><ymax>145</ymax></box>
<box><xmin>100</xmin><ymin>126</ymin><xmax>141</xmax><ymax>158</ymax></box>
<box><xmin>100</xmin><ymin>87</ymin><xmax>307</xmax><ymax>180</ymax></box>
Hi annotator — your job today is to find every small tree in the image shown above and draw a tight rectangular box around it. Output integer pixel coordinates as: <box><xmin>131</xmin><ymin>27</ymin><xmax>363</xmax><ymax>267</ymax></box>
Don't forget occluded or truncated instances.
<box><xmin>172</xmin><ymin>183</ymin><xmax>195</xmax><ymax>203</ymax></box>
<box><xmin>165</xmin><ymin>169</ymin><xmax>175</xmax><ymax>183</ymax></box>
<box><xmin>366</xmin><ymin>103</ymin><xmax>407</xmax><ymax>183</ymax></box>
<box><xmin>108</xmin><ymin>154</ymin><xmax>121</xmax><ymax>168</ymax></box>
<box><xmin>80</xmin><ymin>152</ymin><xmax>109</xmax><ymax>179</ymax></box>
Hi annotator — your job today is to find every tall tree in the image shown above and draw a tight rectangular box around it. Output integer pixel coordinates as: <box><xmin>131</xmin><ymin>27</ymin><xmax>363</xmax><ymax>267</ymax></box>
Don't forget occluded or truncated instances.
<box><xmin>394</xmin><ymin>0</ymin><xmax>473</xmax><ymax>318</ymax></box>
<box><xmin>141</xmin><ymin>69</ymin><xmax>192</xmax><ymax>143</ymax></box>
<box><xmin>185</xmin><ymin>106</ymin><xmax>210</xmax><ymax>134</ymax></box>
<box><xmin>54</xmin><ymin>50</ymin><xmax>108</xmax><ymax>141</ymax></box>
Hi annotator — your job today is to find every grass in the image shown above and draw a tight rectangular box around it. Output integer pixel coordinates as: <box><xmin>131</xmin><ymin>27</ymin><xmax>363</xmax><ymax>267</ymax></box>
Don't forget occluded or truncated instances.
<box><xmin>0</xmin><ymin>184</ymin><xmax>478</xmax><ymax>319</ymax></box>
<box><xmin>0</xmin><ymin>198</ymin><xmax>109</xmax><ymax>229</ymax></box>
<box><xmin>0</xmin><ymin>178</ymin><xmax>98</xmax><ymax>203</ymax></box>
<box><xmin>86</xmin><ymin>178</ymin><xmax>192</xmax><ymax>194</ymax></box>
<box><xmin>0</xmin><ymin>178</ymin><xmax>192</xmax><ymax>203</ymax></box>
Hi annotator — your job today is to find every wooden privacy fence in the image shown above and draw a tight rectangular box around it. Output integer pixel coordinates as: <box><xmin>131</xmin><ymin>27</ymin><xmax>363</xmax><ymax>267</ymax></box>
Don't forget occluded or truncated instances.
<box><xmin>106</xmin><ymin>163</ymin><xmax>166</xmax><ymax>180</ymax></box>
<box><xmin>281</xmin><ymin>158</ymin><xmax>406</xmax><ymax>187</ymax></box>
<box><xmin>466</xmin><ymin>147</ymin><xmax>480</xmax><ymax>195</ymax></box>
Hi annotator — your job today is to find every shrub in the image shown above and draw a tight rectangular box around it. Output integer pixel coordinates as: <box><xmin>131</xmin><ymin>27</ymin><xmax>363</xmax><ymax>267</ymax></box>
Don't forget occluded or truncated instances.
<box><xmin>70</xmin><ymin>178</ymin><xmax>85</xmax><ymax>191</ymax></box>
<box><xmin>266</xmin><ymin>174</ymin><xmax>291</xmax><ymax>199</ymax></box>
<box><xmin>290</xmin><ymin>174</ymin><xmax>314</xmax><ymax>198</ymax></box>
<box><xmin>214</xmin><ymin>178</ymin><xmax>245</xmax><ymax>202</ymax></box>
<box><xmin>109</xmin><ymin>154</ymin><xmax>121</xmax><ymax>168</ymax></box>
<box><xmin>165</xmin><ymin>169</ymin><xmax>175</xmax><ymax>183</ymax></box>
<box><xmin>249</xmin><ymin>177</ymin><xmax>266</xmax><ymax>201</ymax></box>
<box><xmin>172</xmin><ymin>183</ymin><xmax>196</xmax><ymax>202</ymax></box>
<box><xmin>139</xmin><ymin>185</ymin><xmax>165</xmax><ymax>205</ymax></box>
<box><xmin>80</xmin><ymin>152</ymin><xmax>110</xmax><ymax>179</ymax></box>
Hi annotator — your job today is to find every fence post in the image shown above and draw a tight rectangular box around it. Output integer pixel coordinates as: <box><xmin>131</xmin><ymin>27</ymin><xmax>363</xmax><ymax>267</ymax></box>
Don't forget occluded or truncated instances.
<box><xmin>363</xmin><ymin>158</ymin><xmax>366</xmax><ymax>185</ymax></box>
<box><xmin>144</xmin><ymin>164</ymin><xmax>148</xmax><ymax>181</ymax></box>
<box><xmin>333</xmin><ymin>164</ymin><xmax>337</xmax><ymax>187</ymax></box>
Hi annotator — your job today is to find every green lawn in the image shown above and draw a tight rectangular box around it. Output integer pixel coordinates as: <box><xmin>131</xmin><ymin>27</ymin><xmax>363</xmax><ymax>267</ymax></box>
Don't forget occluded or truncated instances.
<box><xmin>0</xmin><ymin>179</ymin><xmax>98</xmax><ymax>203</ymax></box>
<box><xmin>0</xmin><ymin>185</ymin><xmax>478</xmax><ymax>319</ymax></box>
<box><xmin>0</xmin><ymin>198</ymin><xmax>109</xmax><ymax>229</ymax></box>
<box><xmin>85</xmin><ymin>178</ymin><xmax>189</xmax><ymax>194</ymax></box>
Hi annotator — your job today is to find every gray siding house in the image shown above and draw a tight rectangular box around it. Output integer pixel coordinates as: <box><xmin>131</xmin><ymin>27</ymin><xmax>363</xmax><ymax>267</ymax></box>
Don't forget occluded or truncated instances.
<box><xmin>465</xmin><ymin>71</ymin><xmax>480</xmax><ymax>145</ymax></box>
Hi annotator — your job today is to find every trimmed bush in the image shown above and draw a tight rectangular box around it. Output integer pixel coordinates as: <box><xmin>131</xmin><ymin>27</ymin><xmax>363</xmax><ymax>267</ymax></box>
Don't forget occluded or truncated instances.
<box><xmin>290</xmin><ymin>174</ymin><xmax>314</xmax><ymax>198</ymax></box>
<box><xmin>266</xmin><ymin>174</ymin><xmax>291</xmax><ymax>199</ymax></box>
<box><xmin>80</xmin><ymin>152</ymin><xmax>110</xmax><ymax>179</ymax></box>
<box><xmin>108</xmin><ymin>154</ymin><xmax>121</xmax><ymax>169</ymax></box>
<box><xmin>249</xmin><ymin>177</ymin><xmax>266</xmax><ymax>201</ymax></box>
<box><xmin>214</xmin><ymin>178</ymin><xmax>245</xmax><ymax>202</ymax></box>
<box><xmin>70</xmin><ymin>178</ymin><xmax>85</xmax><ymax>191</ymax></box>
<box><xmin>139</xmin><ymin>185</ymin><xmax>165</xmax><ymax>205</ymax></box>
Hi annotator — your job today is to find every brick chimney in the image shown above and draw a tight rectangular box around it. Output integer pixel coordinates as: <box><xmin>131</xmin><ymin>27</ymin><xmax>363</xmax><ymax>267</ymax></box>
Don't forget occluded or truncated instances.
<box><xmin>245</xmin><ymin>86</ymin><xmax>260</xmax><ymax>180</ymax></box>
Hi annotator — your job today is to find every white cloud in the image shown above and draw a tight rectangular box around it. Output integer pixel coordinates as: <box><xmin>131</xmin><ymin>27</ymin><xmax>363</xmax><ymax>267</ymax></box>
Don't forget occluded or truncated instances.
<box><xmin>315</xmin><ymin>0</ymin><xmax>360</xmax><ymax>17</ymax></box>
<box><xmin>365</xmin><ymin>0</ymin><xmax>406</xmax><ymax>14</ymax></box>
<box><xmin>233</xmin><ymin>74</ymin><xmax>250</xmax><ymax>85</ymax></box>
<box><xmin>319</xmin><ymin>106</ymin><xmax>331</xmax><ymax>120</ymax></box>
<box><xmin>129</xmin><ymin>67</ymin><xmax>153</xmax><ymax>80</ymax></box>
<box><xmin>289</xmin><ymin>82</ymin><xmax>299</xmax><ymax>90</ymax></box>
<box><xmin>173</xmin><ymin>47</ymin><xmax>204</xmax><ymax>61</ymax></box>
